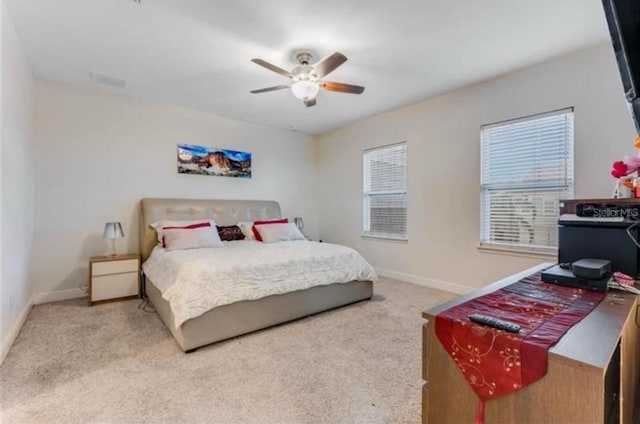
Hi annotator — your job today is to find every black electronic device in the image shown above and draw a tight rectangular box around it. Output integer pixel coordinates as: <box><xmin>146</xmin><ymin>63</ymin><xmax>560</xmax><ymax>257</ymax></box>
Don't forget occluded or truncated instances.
<box><xmin>571</xmin><ymin>258</ymin><xmax>612</xmax><ymax>280</ymax></box>
<box><xmin>558</xmin><ymin>217</ymin><xmax>640</xmax><ymax>278</ymax></box>
<box><xmin>541</xmin><ymin>265</ymin><xmax>610</xmax><ymax>292</ymax></box>
<box><xmin>467</xmin><ymin>313</ymin><xmax>521</xmax><ymax>333</ymax></box>
<box><xmin>602</xmin><ymin>0</ymin><xmax>640</xmax><ymax>133</ymax></box>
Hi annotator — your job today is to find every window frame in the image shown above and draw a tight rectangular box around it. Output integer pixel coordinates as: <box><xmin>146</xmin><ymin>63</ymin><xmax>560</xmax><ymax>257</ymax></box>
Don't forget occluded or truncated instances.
<box><xmin>362</xmin><ymin>141</ymin><xmax>408</xmax><ymax>241</ymax></box>
<box><xmin>479</xmin><ymin>108</ymin><xmax>574</xmax><ymax>256</ymax></box>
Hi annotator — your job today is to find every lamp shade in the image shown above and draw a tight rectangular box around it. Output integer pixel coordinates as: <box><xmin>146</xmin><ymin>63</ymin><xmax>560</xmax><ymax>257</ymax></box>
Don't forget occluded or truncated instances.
<box><xmin>291</xmin><ymin>80</ymin><xmax>319</xmax><ymax>100</ymax></box>
<box><xmin>103</xmin><ymin>222</ymin><xmax>124</xmax><ymax>239</ymax></box>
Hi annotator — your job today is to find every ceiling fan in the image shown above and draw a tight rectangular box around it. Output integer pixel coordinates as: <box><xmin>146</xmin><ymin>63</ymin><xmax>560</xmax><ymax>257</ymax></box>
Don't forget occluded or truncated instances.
<box><xmin>250</xmin><ymin>51</ymin><xmax>365</xmax><ymax>107</ymax></box>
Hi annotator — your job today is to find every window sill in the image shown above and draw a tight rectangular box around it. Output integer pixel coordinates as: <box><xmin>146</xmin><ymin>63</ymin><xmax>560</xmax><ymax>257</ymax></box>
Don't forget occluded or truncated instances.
<box><xmin>361</xmin><ymin>234</ymin><xmax>408</xmax><ymax>242</ymax></box>
<box><xmin>477</xmin><ymin>243</ymin><xmax>557</xmax><ymax>260</ymax></box>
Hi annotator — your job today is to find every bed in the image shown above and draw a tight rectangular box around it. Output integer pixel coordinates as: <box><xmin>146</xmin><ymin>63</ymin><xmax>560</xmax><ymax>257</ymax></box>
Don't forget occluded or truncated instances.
<box><xmin>139</xmin><ymin>198</ymin><xmax>375</xmax><ymax>352</ymax></box>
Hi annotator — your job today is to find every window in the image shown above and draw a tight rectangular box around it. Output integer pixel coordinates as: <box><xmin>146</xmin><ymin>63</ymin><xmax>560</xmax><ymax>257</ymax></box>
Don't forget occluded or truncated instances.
<box><xmin>480</xmin><ymin>108</ymin><xmax>574</xmax><ymax>253</ymax></box>
<box><xmin>363</xmin><ymin>142</ymin><xmax>407</xmax><ymax>240</ymax></box>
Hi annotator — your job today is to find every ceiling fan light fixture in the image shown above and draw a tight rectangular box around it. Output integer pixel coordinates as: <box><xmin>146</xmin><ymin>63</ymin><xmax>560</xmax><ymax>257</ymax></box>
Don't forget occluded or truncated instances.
<box><xmin>251</xmin><ymin>51</ymin><xmax>364</xmax><ymax>107</ymax></box>
<box><xmin>291</xmin><ymin>80</ymin><xmax>319</xmax><ymax>100</ymax></box>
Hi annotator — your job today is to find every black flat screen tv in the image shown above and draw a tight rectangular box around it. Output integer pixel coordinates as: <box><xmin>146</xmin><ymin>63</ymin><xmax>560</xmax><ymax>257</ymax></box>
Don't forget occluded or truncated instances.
<box><xmin>602</xmin><ymin>0</ymin><xmax>640</xmax><ymax>134</ymax></box>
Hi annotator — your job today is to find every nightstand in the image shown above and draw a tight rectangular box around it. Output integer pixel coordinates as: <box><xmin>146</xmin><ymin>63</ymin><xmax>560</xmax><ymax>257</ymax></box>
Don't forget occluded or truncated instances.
<box><xmin>89</xmin><ymin>254</ymin><xmax>140</xmax><ymax>305</ymax></box>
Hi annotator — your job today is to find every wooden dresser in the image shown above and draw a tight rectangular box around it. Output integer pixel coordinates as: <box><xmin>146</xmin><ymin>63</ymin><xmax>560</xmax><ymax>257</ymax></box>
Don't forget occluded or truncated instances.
<box><xmin>421</xmin><ymin>264</ymin><xmax>640</xmax><ymax>424</ymax></box>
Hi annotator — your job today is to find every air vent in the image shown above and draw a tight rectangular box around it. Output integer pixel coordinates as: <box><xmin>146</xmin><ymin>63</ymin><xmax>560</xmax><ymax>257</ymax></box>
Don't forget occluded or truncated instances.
<box><xmin>90</xmin><ymin>71</ymin><xmax>126</xmax><ymax>89</ymax></box>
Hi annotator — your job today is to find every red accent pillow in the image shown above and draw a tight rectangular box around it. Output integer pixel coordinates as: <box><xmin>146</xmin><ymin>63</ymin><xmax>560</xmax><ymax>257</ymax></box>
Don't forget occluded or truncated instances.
<box><xmin>252</xmin><ymin>218</ymin><xmax>288</xmax><ymax>241</ymax></box>
<box><xmin>161</xmin><ymin>222</ymin><xmax>211</xmax><ymax>247</ymax></box>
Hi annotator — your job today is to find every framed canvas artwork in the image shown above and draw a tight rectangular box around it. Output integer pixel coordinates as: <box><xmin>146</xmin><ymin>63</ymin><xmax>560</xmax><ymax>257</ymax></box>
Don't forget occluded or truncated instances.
<box><xmin>177</xmin><ymin>144</ymin><xmax>251</xmax><ymax>178</ymax></box>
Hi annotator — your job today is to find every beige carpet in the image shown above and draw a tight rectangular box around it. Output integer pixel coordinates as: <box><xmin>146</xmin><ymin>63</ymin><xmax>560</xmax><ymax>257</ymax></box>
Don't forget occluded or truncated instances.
<box><xmin>0</xmin><ymin>278</ymin><xmax>455</xmax><ymax>424</ymax></box>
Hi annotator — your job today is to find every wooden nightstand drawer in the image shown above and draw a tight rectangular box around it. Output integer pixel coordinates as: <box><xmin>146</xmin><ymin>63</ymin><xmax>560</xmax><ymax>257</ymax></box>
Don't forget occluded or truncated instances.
<box><xmin>92</xmin><ymin>258</ymin><xmax>138</xmax><ymax>276</ymax></box>
<box><xmin>92</xmin><ymin>272</ymin><xmax>138</xmax><ymax>302</ymax></box>
<box><xmin>89</xmin><ymin>254</ymin><xmax>140</xmax><ymax>305</ymax></box>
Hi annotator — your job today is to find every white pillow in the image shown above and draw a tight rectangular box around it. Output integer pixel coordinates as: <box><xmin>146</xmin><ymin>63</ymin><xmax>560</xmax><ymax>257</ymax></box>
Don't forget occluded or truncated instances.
<box><xmin>255</xmin><ymin>222</ymin><xmax>306</xmax><ymax>243</ymax></box>
<box><xmin>150</xmin><ymin>219</ymin><xmax>216</xmax><ymax>244</ymax></box>
<box><xmin>237</xmin><ymin>221</ymin><xmax>256</xmax><ymax>240</ymax></box>
<box><xmin>163</xmin><ymin>225</ymin><xmax>223</xmax><ymax>251</ymax></box>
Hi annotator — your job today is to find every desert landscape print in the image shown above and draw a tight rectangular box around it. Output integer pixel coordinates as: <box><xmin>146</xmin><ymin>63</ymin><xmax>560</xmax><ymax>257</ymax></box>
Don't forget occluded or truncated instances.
<box><xmin>177</xmin><ymin>143</ymin><xmax>252</xmax><ymax>178</ymax></box>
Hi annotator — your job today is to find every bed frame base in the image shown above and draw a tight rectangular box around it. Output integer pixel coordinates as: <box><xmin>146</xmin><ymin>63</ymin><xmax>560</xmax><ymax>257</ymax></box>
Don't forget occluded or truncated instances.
<box><xmin>146</xmin><ymin>279</ymin><xmax>373</xmax><ymax>352</ymax></box>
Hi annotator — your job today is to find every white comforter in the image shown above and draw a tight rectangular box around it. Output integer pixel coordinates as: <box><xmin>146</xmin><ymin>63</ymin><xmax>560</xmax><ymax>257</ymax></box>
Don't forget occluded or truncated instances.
<box><xmin>142</xmin><ymin>240</ymin><xmax>377</xmax><ymax>327</ymax></box>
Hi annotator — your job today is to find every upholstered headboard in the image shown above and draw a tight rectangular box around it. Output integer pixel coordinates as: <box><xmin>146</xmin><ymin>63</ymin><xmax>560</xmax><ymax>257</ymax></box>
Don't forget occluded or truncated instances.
<box><xmin>139</xmin><ymin>198</ymin><xmax>281</xmax><ymax>261</ymax></box>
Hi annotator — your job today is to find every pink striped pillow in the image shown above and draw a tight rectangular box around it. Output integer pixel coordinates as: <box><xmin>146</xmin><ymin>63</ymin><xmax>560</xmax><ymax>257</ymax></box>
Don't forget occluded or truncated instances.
<box><xmin>161</xmin><ymin>222</ymin><xmax>211</xmax><ymax>247</ymax></box>
<box><xmin>252</xmin><ymin>218</ymin><xmax>289</xmax><ymax>241</ymax></box>
<box><xmin>163</xmin><ymin>225</ymin><xmax>223</xmax><ymax>251</ymax></box>
<box><xmin>150</xmin><ymin>219</ymin><xmax>216</xmax><ymax>245</ymax></box>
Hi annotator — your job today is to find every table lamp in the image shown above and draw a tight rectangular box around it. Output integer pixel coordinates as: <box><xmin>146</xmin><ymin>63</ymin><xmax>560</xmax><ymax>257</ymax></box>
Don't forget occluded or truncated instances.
<box><xmin>103</xmin><ymin>222</ymin><xmax>124</xmax><ymax>256</ymax></box>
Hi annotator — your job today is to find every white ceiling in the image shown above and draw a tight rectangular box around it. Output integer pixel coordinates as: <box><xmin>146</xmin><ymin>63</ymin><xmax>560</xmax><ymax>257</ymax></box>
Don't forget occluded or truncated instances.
<box><xmin>5</xmin><ymin>0</ymin><xmax>610</xmax><ymax>134</ymax></box>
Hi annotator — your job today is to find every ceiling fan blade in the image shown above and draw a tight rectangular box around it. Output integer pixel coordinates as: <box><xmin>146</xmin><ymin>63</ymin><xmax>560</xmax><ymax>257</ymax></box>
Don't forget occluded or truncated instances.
<box><xmin>251</xmin><ymin>58</ymin><xmax>294</xmax><ymax>79</ymax></box>
<box><xmin>304</xmin><ymin>98</ymin><xmax>317</xmax><ymax>107</ymax></box>
<box><xmin>311</xmin><ymin>52</ymin><xmax>347</xmax><ymax>79</ymax></box>
<box><xmin>250</xmin><ymin>84</ymin><xmax>291</xmax><ymax>94</ymax></box>
<box><xmin>320</xmin><ymin>81</ymin><xmax>365</xmax><ymax>94</ymax></box>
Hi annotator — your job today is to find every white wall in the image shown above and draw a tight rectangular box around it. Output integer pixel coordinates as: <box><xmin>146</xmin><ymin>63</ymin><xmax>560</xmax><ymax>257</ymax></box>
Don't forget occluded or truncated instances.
<box><xmin>1</xmin><ymin>1</ymin><xmax>35</xmax><ymax>362</ymax></box>
<box><xmin>32</xmin><ymin>80</ymin><xmax>318</xmax><ymax>301</ymax></box>
<box><xmin>317</xmin><ymin>44</ymin><xmax>638</xmax><ymax>292</ymax></box>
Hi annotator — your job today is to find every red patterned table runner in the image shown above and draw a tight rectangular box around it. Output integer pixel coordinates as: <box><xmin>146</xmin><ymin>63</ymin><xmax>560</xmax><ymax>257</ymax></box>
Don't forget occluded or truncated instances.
<box><xmin>435</xmin><ymin>272</ymin><xmax>606</xmax><ymax>423</ymax></box>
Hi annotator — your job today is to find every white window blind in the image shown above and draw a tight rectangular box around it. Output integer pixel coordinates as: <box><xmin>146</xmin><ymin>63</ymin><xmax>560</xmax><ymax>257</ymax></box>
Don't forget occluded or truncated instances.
<box><xmin>480</xmin><ymin>108</ymin><xmax>574</xmax><ymax>252</ymax></box>
<box><xmin>363</xmin><ymin>142</ymin><xmax>407</xmax><ymax>239</ymax></box>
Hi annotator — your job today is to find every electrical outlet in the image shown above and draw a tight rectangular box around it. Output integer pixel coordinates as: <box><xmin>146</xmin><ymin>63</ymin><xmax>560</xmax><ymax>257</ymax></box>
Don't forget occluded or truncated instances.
<box><xmin>9</xmin><ymin>295</ymin><xmax>15</xmax><ymax>312</ymax></box>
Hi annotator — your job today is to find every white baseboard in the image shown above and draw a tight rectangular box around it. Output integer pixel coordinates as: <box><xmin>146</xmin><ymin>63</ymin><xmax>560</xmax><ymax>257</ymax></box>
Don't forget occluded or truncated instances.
<box><xmin>375</xmin><ymin>268</ymin><xmax>474</xmax><ymax>295</ymax></box>
<box><xmin>33</xmin><ymin>288</ymin><xmax>86</xmax><ymax>304</ymax></box>
<box><xmin>1</xmin><ymin>295</ymin><xmax>34</xmax><ymax>365</ymax></box>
